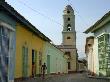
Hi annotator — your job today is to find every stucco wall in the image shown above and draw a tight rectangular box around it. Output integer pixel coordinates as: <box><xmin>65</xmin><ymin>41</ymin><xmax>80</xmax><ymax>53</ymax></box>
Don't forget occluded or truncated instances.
<box><xmin>92</xmin><ymin>37</ymin><xmax>99</xmax><ymax>75</ymax></box>
<box><xmin>43</xmin><ymin>42</ymin><xmax>67</xmax><ymax>74</ymax></box>
<box><xmin>62</xmin><ymin>32</ymin><xmax>76</xmax><ymax>45</ymax></box>
<box><xmin>15</xmin><ymin>23</ymin><xmax>44</xmax><ymax>78</ymax></box>
<box><xmin>60</xmin><ymin>48</ymin><xmax>77</xmax><ymax>72</ymax></box>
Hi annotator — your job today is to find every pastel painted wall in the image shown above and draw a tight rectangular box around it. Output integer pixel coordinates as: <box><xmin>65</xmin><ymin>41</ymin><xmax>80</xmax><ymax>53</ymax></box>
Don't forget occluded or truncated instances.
<box><xmin>0</xmin><ymin>11</ymin><xmax>16</xmax><ymax>82</ymax></box>
<box><xmin>15</xmin><ymin>23</ymin><xmax>44</xmax><ymax>78</ymax></box>
<box><xmin>43</xmin><ymin>42</ymin><xmax>67</xmax><ymax>74</ymax></box>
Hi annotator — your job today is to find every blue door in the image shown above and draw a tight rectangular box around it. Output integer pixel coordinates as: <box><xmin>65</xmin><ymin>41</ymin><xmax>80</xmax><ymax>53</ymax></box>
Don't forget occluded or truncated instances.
<box><xmin>0</xmin><ymin>27</ymin><xmax>10</xmax><ymax>82</ymax></box>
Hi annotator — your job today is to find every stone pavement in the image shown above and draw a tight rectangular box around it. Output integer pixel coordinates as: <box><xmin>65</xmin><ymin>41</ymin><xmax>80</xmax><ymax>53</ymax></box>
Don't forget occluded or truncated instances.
<box><xmin>15</xmin><ymin>73</ymin><xmax>110</xmax><ymax>82</ymax></box>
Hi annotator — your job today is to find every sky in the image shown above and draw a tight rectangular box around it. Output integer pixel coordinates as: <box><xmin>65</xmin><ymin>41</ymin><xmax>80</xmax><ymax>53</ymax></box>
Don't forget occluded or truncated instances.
<box><xmin>6</xmin><ymin>0</ymin><xmax>110</xmax><ymax>58</ymax></box>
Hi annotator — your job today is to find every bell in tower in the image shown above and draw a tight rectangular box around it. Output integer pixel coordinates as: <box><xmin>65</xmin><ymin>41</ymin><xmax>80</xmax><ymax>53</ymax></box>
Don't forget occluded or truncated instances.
<box><xmin>57</xmin><ymin>5</ymin><xmax>78</xmax><ymax>73</ymax></box>
<box><xmin>62</xmin><ymin>5</ymin><xmax>76</xmax><ymax>46</ymax></box>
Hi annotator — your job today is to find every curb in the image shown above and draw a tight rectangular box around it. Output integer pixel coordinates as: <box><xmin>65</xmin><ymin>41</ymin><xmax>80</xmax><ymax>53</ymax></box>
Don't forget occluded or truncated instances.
<box><xmin>88</xmin><ymin>75</ymin><xmax>110</xmax><ymax>80</ymax></box>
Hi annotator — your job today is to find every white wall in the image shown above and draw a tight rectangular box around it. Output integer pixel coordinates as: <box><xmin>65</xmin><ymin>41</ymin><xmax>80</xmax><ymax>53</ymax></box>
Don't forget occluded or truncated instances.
<box><xmin>93</xmin><ymin>37</ymin><xmax>99</xmax><ymax>75</ymax></box>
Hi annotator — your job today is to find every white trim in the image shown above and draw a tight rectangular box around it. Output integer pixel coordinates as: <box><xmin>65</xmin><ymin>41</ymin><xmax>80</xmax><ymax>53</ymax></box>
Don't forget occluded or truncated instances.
<box><xmin>0</xmin><ymin>21</ymin><xmax>15</xmax><ymax>31</ymax></box>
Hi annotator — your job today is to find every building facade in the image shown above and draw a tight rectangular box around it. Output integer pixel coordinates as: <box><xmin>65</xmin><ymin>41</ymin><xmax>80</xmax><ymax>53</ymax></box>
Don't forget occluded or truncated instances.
<box><xmin>43</xmin><ymin>42</ymin><xmax>67</xmax><ymax>74</ymax></box>
<box><xmin>0</xmin><ymin>0</ymin><xmax>51</xmax><ymax>82</ymax></box>
<box><xmin>15</xmin><ymin>23</ymin><xmax>47</xmax><ymax>79</ymax></box>
<box><xmin>0</xmin><ymin>1</ymin><xmax>77</xmax><ymax>82</ymax></box>
<box><xmin>0</xmin><ymin>1</ymin><xmax>16</xmax><ymax>82</ymax></box>
<box><xmin>85</xmin><ymin>11</ymin><xmax>110</xmax><ymax>77</ymax></box>
<box><xmin>85</xmin><ymin>36</ymin><xmax>94</xmax><ymax>75</ymax></box>
<box><xmin>77</xmin><ymin>59</ymin><xmax>87</xmax><ymax>72</ymax></box>
<box><xmin>57</xmin><ymin>5</ymin><xmax>77</xmax><ymax>73</ymax></box>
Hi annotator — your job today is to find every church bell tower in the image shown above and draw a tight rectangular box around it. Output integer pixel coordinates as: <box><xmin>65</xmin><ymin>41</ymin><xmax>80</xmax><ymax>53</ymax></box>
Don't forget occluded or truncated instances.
<box><xmin>62</xmin><ymin>5</ymin><xmax>76</xmax><ymax>46</ymax></box>
<box><xmin>58</xmin><ymin>5</ymin><xmax>77</xmax><ymax>73</ymax></box>
<box><xmin>57</xmin><ymin>5</ymin><xmax>77</xmax><ymax>73</ymax></box>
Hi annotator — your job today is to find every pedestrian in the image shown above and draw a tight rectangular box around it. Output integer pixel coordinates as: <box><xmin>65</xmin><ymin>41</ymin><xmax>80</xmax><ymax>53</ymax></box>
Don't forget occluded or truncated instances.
<box><xmin>41</xmin><ymin>63</ymin><xmax>47</xmax><ymax>79</ymax></box>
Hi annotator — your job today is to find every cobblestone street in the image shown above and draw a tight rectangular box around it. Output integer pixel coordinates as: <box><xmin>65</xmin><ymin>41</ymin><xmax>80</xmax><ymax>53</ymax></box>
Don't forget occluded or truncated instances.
<box><xmin>15</xmin><ymin>73</ymin><xmax>110</xmax><ymax>82</ymax></box>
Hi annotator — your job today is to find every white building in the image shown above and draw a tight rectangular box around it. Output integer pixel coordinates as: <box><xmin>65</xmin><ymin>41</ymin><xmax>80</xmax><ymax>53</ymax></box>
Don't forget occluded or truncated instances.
<box><xmin>85</xmin><ymin>11</ymin><xmax>110</xmax><ymax>77</ymax></box>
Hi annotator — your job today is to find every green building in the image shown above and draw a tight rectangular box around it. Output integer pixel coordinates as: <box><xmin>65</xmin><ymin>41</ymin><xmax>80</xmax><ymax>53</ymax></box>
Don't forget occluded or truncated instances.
<box><xmin>43</xmin><ymin>42</ymin><xmax>67</xmax><ymax>74</ymax></box>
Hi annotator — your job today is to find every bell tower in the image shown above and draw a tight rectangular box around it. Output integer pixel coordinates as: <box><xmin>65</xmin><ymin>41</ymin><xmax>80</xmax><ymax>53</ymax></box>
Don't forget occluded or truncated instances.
<box><xmin>62</xmin><ymin>5</ymin><xmax>76</xmax><ymax>46</ymax></box>
<box><xmin>57</xmin><ymin>5</ymin><xmax>77</xmax><ymax>73</ymax></box>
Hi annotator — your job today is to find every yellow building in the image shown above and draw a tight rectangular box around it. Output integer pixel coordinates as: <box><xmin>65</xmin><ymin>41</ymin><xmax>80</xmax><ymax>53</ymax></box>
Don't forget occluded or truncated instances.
<box><xmin>2</xmin><ymin>2</ymin><xmax>51</xmax><ymax>80</ymax></box>
<box><xmin>15</xmin><ymin>23</ymin><xmax>50</xmax><ymax>79</ymax></box>
<box><xmin>0</xmin><ymin>0</ymin><xmax>51</xmax><ymax>81</ymax></box>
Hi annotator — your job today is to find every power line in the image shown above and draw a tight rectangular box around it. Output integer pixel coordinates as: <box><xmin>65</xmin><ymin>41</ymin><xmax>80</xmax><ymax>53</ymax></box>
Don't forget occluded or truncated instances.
<box><xmin>16</xmin><ymin>0</ymin><xmax>85</xmax><ymax>33</ymax></box>
<box><xmin>17</xmin><ymin>0</ymin><xmax>63</xmax><ymax>27</ymax></box>
<box><xmin>75</xmin><ymin>10</ymin><xmax>89</xmax><ymax>27</ymax></box>
<box><xmin>66</xmin><ymin>0</ymin><xmax>89</xmax><ymax>28</ymax></box>
<box><xmin>66</xmin><ymin>0</ymin><xmax>89</xmax><ymax>33</ymax></box>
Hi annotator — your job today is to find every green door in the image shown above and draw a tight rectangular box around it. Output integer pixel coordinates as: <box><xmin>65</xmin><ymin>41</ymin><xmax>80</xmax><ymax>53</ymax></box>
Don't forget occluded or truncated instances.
<box><xmin>47</xmin><ymin>55</ymin><xmax>50</xmax><ymax>74</ymax></box>
<box><xmin>22</xmin><ymin>47</ymin><xmax>28</xmax><ymax>78</ymax></box>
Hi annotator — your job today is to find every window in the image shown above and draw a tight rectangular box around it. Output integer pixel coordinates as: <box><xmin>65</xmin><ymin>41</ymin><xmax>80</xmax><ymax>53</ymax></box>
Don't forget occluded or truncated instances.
<box><xmin>88</xmin><ymin>44</ymin><xmax>92</xmax><ymax>47</ymax></box>
<box><xmin>68</xmin><ymin>62</ymin><xmax>71</xmax><ymax>69</ymax></box>
<box><xmin>65</xmin><ymin>51</ymin><xmax>71</xmax><ymax>55</ymax></box>
<box><xmin>32</xmin><ymin>49</ymin><xmax>37</xmax><ymax>76</ymax></box>
<box><xmin>67</xmin><ymin>10</ymin><xmax>70</xmax><ymax>13</ymax></box>
<box><xmin>67</xmin><ymin>24</ymin><xmax>71</xmax><ymax>31</ymax></box>
<box><xmin>68</xmin><ymin>18</ymin><xmax>70</xmax><ymax>21</ymax></box>
<box><xmin>32</xmin><ymin>50</ymin><xmax>35</xmax><ymax>64</ymax></box>
<box><xmin>39</xmin><ymin>51</ymin><xmax>42</xmax><ymax>66</ymax></box>
<box><xmin>32</xmin><ymin>49</ymin><xmax>37</xmax><ymax>64</ymax></box>
<box><xmin>67</xmin><ymin>37</ymin><xmax>71</xmax><ymax>39</ymax></box>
